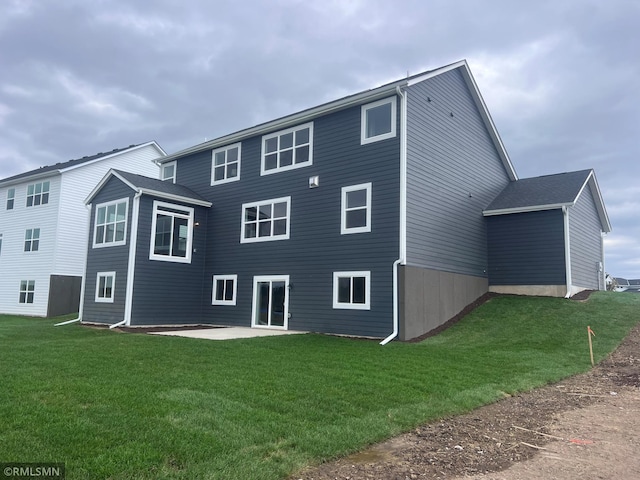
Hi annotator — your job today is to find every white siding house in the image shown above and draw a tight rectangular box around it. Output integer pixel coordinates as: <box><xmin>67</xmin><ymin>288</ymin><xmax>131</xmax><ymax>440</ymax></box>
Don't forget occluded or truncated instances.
<box><xmin>0</xmin><ymin>142</ymin><xmax>165</xmax><ymax>317</ymax></box>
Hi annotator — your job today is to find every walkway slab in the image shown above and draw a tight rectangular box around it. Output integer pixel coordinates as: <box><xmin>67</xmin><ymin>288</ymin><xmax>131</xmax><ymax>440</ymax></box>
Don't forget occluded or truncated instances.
<box><xmin>148</xmin><ymin>327</ymin><xmax>306</xmax><ymax>340</ymax></box>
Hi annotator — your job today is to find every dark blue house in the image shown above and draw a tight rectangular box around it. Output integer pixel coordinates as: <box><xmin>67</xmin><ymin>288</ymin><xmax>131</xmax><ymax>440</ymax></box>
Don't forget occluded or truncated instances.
<box><xmin>79</xmin><ymin>60</ymin><xmax>610</xmax><ymax>341</ymax></box>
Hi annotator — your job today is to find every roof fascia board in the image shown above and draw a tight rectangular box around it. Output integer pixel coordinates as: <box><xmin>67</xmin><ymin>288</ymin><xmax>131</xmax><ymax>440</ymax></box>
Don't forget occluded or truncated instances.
<box><xmin>61</xmin><ymin>141</ymin><xmax>166</xmax><ymax>174</ymax></box>
<box><xmin>85</xmin><ymin>169</ymin><xmax>138</xmax><ymax>205</ymax></box>
<box><xmin>405</xmin><ymin>60</ymin><xmax>468</xmax><ymax>86</ymax></box>
<box><xmin>584</xmin><ymin>172</ymin><xmax>612</xmax><ymax>233</ymax></box>
<box><xmin>483</xmin><ymin>202</ymin><xmax>570</xmax><ymax>216</ymax></box>
<box><xmin>137</xmin><ymin>188</ymin><xmax>212</xmax><ymax>207</ymax></box>
<box><xmin>0</xmin><ymin>170</ymin><xmax>61</xmax><ymax>187</ymax></box>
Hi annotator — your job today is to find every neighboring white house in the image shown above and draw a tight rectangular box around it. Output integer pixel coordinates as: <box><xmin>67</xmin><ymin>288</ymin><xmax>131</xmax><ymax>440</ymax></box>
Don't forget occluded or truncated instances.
<box><xmin>0</xmin><ymin>142</ymin><xmax>165</xmax><ymax>317</ymax></box>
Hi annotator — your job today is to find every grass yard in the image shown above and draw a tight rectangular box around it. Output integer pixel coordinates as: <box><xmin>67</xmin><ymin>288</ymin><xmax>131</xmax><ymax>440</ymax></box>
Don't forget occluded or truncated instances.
<box><xmin>1</xmin><ymin>292</ymin><xmax>639</xmax><ymax>480</ymax></box>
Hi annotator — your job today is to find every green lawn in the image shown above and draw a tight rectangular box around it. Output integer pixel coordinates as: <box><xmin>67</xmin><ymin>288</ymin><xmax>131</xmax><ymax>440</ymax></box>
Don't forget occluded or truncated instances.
<box><xmin>1</xmin><ymin>292</ymin><xmax>639</xmax><ymax>480</ymax></box>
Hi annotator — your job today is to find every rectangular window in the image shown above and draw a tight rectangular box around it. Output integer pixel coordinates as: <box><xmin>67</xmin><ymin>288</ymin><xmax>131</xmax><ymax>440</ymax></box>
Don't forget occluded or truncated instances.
<box><xmin>261</xmin><ymin>123</ymin><xmax>313</xmax><ymax>175</ymax></box>
<box><xmin>341</xmin><ymin>183</ymin><xmax>372</xmax><ymax>234</ymax></box>
<box><xmin>26</xmin><ymin>181</ymin><xmax>50</xmax><ymax>207</ymax></box>
<box><xmin>24</xmin><ymin>228</ymin><xmax>40</xmax><ymax>252</ymax></box>
<box><xmin>211</xmin><ymin>143</ymin><xmax>241</xmax><ymax>185</ymax></box>
<box><xmin>150</xmin><ymin>201</ymin><xmax>194</xmax><ymax>263</ymax></box>
<box><xmin>361</xmin><ymin>97</ymin><xmax>397</xmax><ymax>144</ymax></box>
<box><xmin>161</xmin><ymin>162</ymin><xmax>176</xmax><ymax>183</ymax></box>
<box><xmin>6</xmin><ymin>188</ymin><xmax>15</xmax><ymax>210</ymax></box>
<box><xmin>95</xmin><ymin>272</ymin><xmax>116</xmax><ymax>303</ymax></box>
<box><xmin>241</xmin><ymin>197</ymin><xmax>291</xmax><ymax>243</ymax></box>
<box><xmin>212</xmin><ymin>274</ymin><xmax>238</xmax><ymax>305</ymax></box>
<box><xmin>0</xmin><ymin>233</ymin><xmax>3</xmax><ymax>255</ymax></box>
<box><xmin>333</xmin><ymin>271</ymin><xmax>371</xmax><ymax>310</ymax></box>
<box><xmin>19</xmin><ymin>280</ymin><xmax>35</xmax><ymax>304</ymax></box>
<box><xmin>93</xmin><ymin>198</ymin><xmax>129</xmax><ymax>248</ymax></box>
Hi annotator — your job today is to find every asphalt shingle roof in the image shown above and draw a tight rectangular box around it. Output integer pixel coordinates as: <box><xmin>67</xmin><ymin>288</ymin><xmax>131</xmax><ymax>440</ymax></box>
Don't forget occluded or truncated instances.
<box><xmin>112</xmin><ymin>170</ymin><xmax>209</xmax><ymax>204</ymax></box>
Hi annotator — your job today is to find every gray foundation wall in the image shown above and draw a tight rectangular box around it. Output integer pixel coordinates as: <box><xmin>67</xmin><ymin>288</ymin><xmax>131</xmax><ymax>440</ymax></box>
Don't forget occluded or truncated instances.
<box><xmin>399</xmin><ymin>265</ymin><xmax>488</xmax><ymax>341</ymax></box>
<box><xmin>47</xmin><ymin>274</ymin><xmax>82</xmax><ymax>317</ymax></box>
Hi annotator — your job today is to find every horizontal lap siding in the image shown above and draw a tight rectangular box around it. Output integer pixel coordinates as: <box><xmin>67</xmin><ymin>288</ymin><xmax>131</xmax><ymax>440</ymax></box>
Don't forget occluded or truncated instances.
<box><xmin>82</xmin><ymin>178</ymin><xmax>134</xmax><ymax>324</ymax></box>
<box><xmin>406</xmin><ymin>69</ymin><xmax>511</xmax><ymax>276</ymax></box>
<box><xmin>177</xmin><ymin>104</ymin><xmax>400</xmax><ymax>337</ymax></box>
<box><xmin>487</xmin><ymin>210</ymin><xmax>566</xmax><ymax>285</ymax></box>
<box><xmin>569</xmin><ymin>186</ymin><xmax>604</xmax><ymax>289</ymax></box>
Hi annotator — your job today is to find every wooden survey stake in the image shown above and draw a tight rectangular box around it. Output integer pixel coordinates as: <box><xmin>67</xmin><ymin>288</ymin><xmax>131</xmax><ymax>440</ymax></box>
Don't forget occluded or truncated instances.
<box><xmin>588</xmin><ymin>326</ymin><xmax>595</xmax><ymax>366</ymax></box>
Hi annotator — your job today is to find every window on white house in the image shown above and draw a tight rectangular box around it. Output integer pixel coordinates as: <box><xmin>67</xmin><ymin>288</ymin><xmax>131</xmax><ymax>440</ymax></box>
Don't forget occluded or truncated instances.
<box><xmin>161</xmin><ymin>162</ymin><xmax>176</xmax><ymax>183</ymax></box>
<box><xmin>24</xmin><ymin>228</ymin><xmax>40</xmax><ymax>252</ymax></box>
<box><xmin>241</xmin><ymin>197</ymin><xmax>291</xmax><ymax>243</ymax></box>
<box><xmin>93</xmin><ymin>199</ymin><xmax>128</xmax><ymax>247</ymax></box>
<box><xmin>212</xmin><ymin>274</ymin><xmax>238</xmax><ymax>305</ymax></box>
<box><xmin>361</xmin><ymin>97</ymin><xmax>397</xmax><ymax>144</ymax></box>
<box><xmin>341</xmin><ymin>183</ymin><xmax>372</xmax><ymax>234</ymax></box>
<box><xmin>261</xmin><ymin>123</ymin><xmax>313</xmax><ymax>175</ymax></box>
<box><xmin>6</xmin><ymin>188</ymin><xmax>15</xmax><ymax>210</ymax></box>
<box><xmin>26</xmin><ymin>181</ymin><xmax>50</xmax><ymax>207</ymax></box>
<box><xmin>0</xmin><ymin>233</ymin><xmax>3</xmax><ymax>255</ymax></box>
<box><xmin>150</xmin><ymin>201</ymin><xmax>194</xmax><ymax>263</ymax></box>
<box><xmin>95</xmin><ymin>272</ymin><xmax>116</xmax><ymax>303</ymax></box>
<box><xmin>19</xmin><ymin>280</ymin><xmax>35</xmax><ymax>304</ymax></box>
<box><xmin>211</xmin><ymin>143</ymin><xmax>241</xmax><ymax>185</ymax></box>
<box><xmin>333</xmin><ymin>271</ymin><xmax>371</xmax><ymax>310</ymax></box>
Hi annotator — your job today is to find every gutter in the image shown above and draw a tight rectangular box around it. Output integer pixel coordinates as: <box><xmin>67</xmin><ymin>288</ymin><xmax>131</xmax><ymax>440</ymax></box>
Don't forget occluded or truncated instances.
<box><xmin>380</xmin><ymin>86</ymin><xmax>408</xmax><ymax>346</ymax></box>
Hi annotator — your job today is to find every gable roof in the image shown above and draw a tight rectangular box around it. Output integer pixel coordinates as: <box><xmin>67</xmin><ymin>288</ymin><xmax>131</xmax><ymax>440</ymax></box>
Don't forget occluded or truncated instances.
<box><xmin>159</xmin><ymin>60</ymin><xmax>517</xmax><ymax>181</ymax></box>
<box><xmin>0</xmin><ymin>141</ymin><xmax>166</xmax><ymax>187</ymax></box>
<box><xmin>85</xmin><ymin>169</ymin><xmax>211</xmax><ymax>207</ymax></box>
<box><xmin>483</xmin><ymin>169</ymin><xmax>611</xmax><ymax>232</ymax></box>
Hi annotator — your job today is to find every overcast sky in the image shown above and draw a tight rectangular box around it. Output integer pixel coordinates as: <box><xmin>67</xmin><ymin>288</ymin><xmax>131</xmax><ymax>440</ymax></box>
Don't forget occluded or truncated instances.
<box><xmin>1</xmin><ymin>0</ymin><xmax>638</xmax><ymax>278</ymax></box>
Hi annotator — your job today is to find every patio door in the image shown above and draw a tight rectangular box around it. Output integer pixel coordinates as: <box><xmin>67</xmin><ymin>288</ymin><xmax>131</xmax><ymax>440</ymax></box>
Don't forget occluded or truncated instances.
<box><xmin>252</xmin><ymin>275</ymin><xmax>289</xmax><ymax>329</ymax></box>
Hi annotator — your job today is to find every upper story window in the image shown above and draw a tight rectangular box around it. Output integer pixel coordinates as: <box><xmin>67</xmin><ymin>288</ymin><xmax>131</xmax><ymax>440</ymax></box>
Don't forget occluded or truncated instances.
<box><xmin>211</xmin><ymin>143</ymin><xmax>241</xmax><ymax>185</ymax></box>
<box><xmin>161</xmin><ymin>162</ymin><xmax>176</xmax><ymax>183</ymax></box>
<box><xmin>241</xmin><ymin>197</ymin><xmax>291</xmax><ymax>243</ymax></box>
<box><xmin>261</xmin><ymin>123</ymin><xmax>313</xmax><ymax>175</ymax></box>
<box><xmin>93</xmin><ymin>199</ymin><xmax>129</xmax><ymax>248</ymax></box>
<box><xmin>24</xmin><ymin>228</ymin><xmax>40</xmax><ymax>252</ymax></box>
<box><xmin>341</xmin><ymin>183</ymin><xmax>372</xmax><ymax>234</ymax></box>
<box><xmin>6</xmin><ymin>188</ymin><xmax>15</xmax><ymax>210</ymax></box>
<box><xmin>26</xmin><ymin>181</ymin><xmax>50</xmax><ymax>207</ymax></box>
<box><xmin>150</xmin><ymin>201</ymin><xmax>194</xmax><ymax>263</ymax></box>
<box><xmin>361</xmin><ymin>97</ymin><xmax>397</xmax><ymax>145</ymax></box>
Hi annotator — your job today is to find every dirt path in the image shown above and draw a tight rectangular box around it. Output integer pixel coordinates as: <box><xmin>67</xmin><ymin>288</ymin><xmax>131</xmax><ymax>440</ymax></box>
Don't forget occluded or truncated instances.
<box><xmin>295</xmin><ymin>321</ymin><xmax>640</xmax><ymax>479</ymax></box>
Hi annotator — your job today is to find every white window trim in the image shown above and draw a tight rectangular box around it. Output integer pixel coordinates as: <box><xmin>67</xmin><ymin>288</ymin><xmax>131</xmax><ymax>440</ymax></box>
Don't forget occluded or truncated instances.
<box><xmin>251</xmin><ymin>275</ymin><xmax>290</xmax><ymax>330</ymax></box>
<box><xmin>24</xmin><ymin>227</ymin><xmax>40</xmax><ymax>253</ymax></box>
<box><xmin>211</xmin><ymin>143</ymin><xmax>242</xmax><ymax>186</ymax></box>
<box><xmin>333</xmin><ymin>271</ymin><xmax>371</xmax><ymax>310</ymax></box>
<box><xmin>95</xmin><ymin>272</ymin><xmax>116</xmax><ymax>303</ymax></box>
<box><xmin>161</xmin><ymin>161</ymin><xmax>177</xmax><ymax>183</ymax></box>
<box><xmin>19</xmin><ymin>280</ymin><xmax>35</xmax><ymax>304</ymax></box>
<box><xmin>6</xmin><ymin>188</ymin><xmax>15</xmax><ymax>210</ymax></box>
<box><xmin>361</xmin><ymin>96</ymin><xmax>397</xmax><ymax>145</ymax></box>
<box><xmin>341</xmin><ymin>183</ymin><xmax>372</xmax><ymax>235</ymax></box>
<box><xmin>212</xmin><ymin>274</ymin><xmax>238</xmax><ymax>305</ymax></box>
<box><xmin>240</xmin><ymin>196</ymin><xmax>291</xmax><ymax>244</ymax></box>
<box><xmin>26</xmin><ymin>181</ymin><xmax>50</xmax><ymax>207</ymax></box>
<box><xmin>261</xmin><ymin>122</ymin><xmax>313</xmax><ymax>176</ymax></box>
<box><xmin>92</xmin><ymin>198</ymin><xmax>129</xmax><ymax>248</ymax></box>
<box><xmin>149</xmin><ymin>200</ymin><xmax>194</xmax><ymax>264</ymax></box>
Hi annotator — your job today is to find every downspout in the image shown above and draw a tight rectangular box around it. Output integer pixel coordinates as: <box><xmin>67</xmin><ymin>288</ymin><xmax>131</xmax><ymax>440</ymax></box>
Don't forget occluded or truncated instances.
<box><xmin>75</xmin><ymin>202</ymin><xmax>93</xmax><ymax>324</ymax></box>
<box><xmin>563</xmin><ymin>206</ymin><xmax>572</xmax><ymax>298</ymax></box>
<box><xmin>121</xmin><ymin>190</ymin><xmax>143</xmax><ymax>327</ymax></box>
<box><xmin>380</xmin><ymin>85</ymin><xmax>408</xmax><ymax>345</ymax></box>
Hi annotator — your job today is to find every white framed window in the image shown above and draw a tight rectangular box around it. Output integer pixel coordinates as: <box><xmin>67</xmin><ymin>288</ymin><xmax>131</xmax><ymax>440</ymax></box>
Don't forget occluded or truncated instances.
<box><xmin>212</xmin><ymin>274</ymin><xmax>238</xmax><ymax>305</ymax></box>
<box><xmin>24</xmin><ymin>228</ymin><xmax>40</xmax><ymax>252</ymax></box>
<box><xmin>93</xmin><ymin>198</ymin><xmax>129</xmax><ymax>248</ymax></box>
<box><xmin>150</xmin><ymin>201</ymin><xmax>194</xmax><ymax>263</ymax></box>
<box><xmin>361</xmin><ymin>97</ymin><xmax>397</xmax><ymax>145</ymax></box>
<box><xmin>333</xmin><ymin>271</ymin><xmax>371</xmax><ymax>310</ymax></box>
<box><xmin>261</xmin><ymin>123</ymin><xmax>313</xmax><ymax>175</ymax></box>
<box><xmin>161</xmin><ymin>162</ymin><xmax>176</xmax><ymax>183</ymax></box>
<box><xmin>341</xmin><ymin>183</ymin><xmax>372</xmax><ymax>234</ymax></box>
<box><xmin>211</xmin><ymin>143</ymin><xmax>241</xmax><ymax>185</ymax></box>
<box><xmin>6</xmin><ymin>188</ymin><xmax>15</xmax><ymax>210</ymax></box>
<box><xmin>19</xmin><ymin>280</ymin><xmax>35</xmax><ymax>304</ymax></box>
<box><xmin>241</xmin><ymin>197</ymin><xmax>291</xmax><ymax>243</ymax></box>
<box><xmin>26</xmin><ymin>181</ymin><xmax>50</xmax><ymax>207</ymax></box>
<box><xmin>95</xmin><ymin>272</ymin><xmax>116</xmax><ymax>303</ymax></box>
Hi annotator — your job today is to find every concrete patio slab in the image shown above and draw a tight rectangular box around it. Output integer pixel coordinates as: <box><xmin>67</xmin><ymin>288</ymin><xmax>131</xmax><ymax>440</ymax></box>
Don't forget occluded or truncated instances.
<box><xmin>148</xmin><ymin>327</ymin><xmax>307</xmax><ymax>340</ymax></box>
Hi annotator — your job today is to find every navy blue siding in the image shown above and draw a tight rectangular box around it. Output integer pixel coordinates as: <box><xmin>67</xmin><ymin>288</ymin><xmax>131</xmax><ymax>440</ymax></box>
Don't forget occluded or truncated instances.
<box><xmin>175</xmin><ymin>102</ymin><xmax>400</xmax><ymax>337</ymax></box>
<box><xmin>406</xmin><ymin>69</ymin><xmax>511</xmax><ymax>276</ymax></box>
<box><xmin>82</xmin><ymin>178</ymin><xmax>134</xmax><ymax>324</ymax></box>
<box><xmin>569</xmin><ymin>185</ymin><xmax>604</xmax><ymax>289</ymax></box>
<box><xmin>487</xmin><ymin>209</ymin><xmax>566</xmax><ymax>285</ymax></box>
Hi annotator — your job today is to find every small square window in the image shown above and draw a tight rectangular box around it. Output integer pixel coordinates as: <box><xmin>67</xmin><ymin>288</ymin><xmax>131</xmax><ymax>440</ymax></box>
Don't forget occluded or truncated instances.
<box><xmin>341</xmin><ymin>183</ymin><xmax>372</xmax><ymax>234</ymax></box>
<box><xmin>361</xmin><ymin>97</ymin><xmax>397</xmax><ymax>145</ymax></box>
<box><xmin>95</xmin><ymin>272</ymin><xmax>116</xmax><ymax>303</ymax></box>
<box><xmin>333</xmin><ymin>271</ymin><xmax>371</xmax><ymax>310</ymax></box>
<box><xmin>211</xmin><ymin>143</ymin><xmax>241</xmax><ymax>185</ymax></box>
<box><xmin>212</xmin><ymin>275</ymin><xmax>238</xmax><ymax>305</ymax></box>
<box><xmin>19</xmin><ymin>280</ymin><xmax>35</xmax><ymax>304</ymax></box>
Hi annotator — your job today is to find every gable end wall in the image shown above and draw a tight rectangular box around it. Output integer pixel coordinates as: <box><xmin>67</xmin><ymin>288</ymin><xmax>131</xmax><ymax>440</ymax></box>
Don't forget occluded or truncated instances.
<box><xmin>569</xmin><ymin>185</ymin><xmax>604</xmax><ymax>290</ymax></box>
